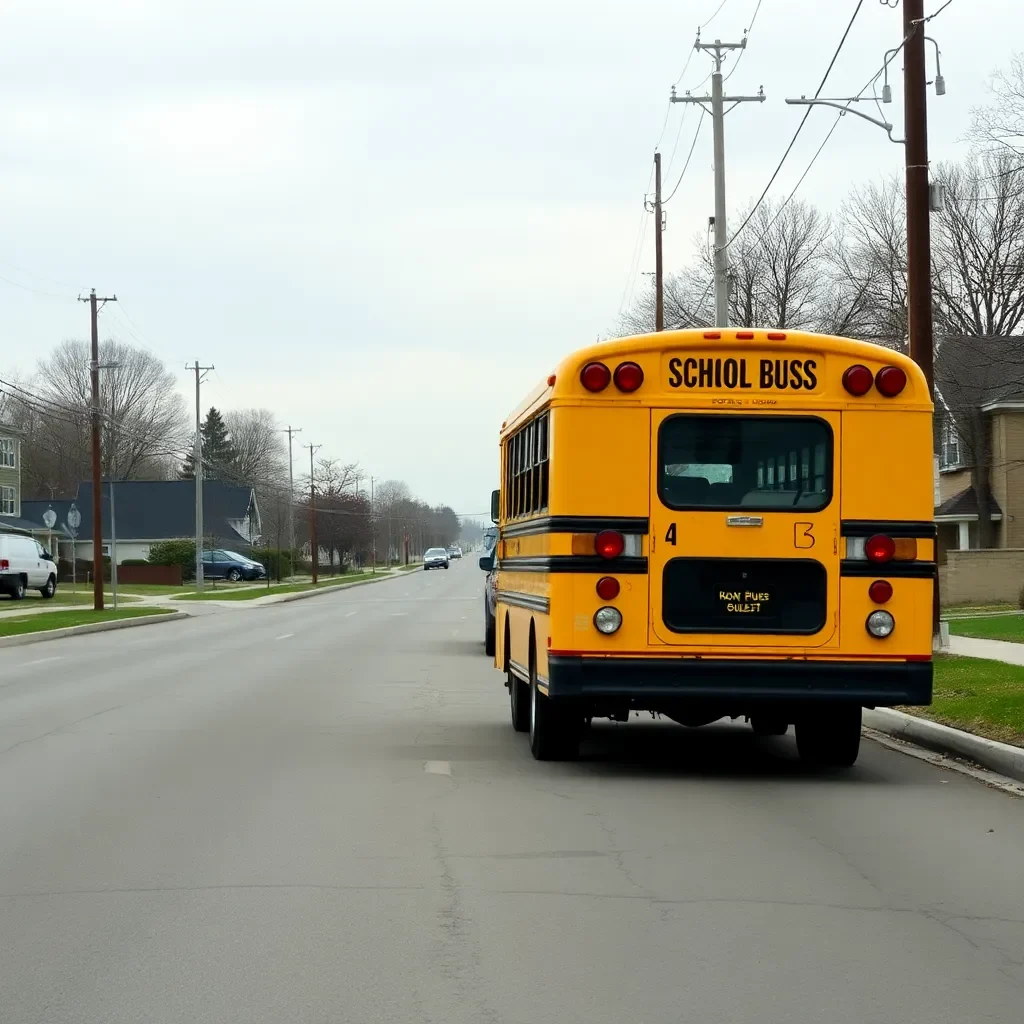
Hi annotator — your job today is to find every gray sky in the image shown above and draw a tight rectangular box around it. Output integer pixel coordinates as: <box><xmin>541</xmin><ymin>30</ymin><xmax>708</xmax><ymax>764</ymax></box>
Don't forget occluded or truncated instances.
<box><xmin>1</xmin><ymin>0</ymin><xmax>1014</xmax><ymax>515</ymax></box>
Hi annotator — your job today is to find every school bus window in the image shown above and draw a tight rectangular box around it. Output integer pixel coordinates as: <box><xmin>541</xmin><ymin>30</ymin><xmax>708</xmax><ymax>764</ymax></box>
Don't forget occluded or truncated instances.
<box><xmin>505</xmin><ymin>411</ymin><xmax>550</xmax><ymax>519</ymax></box>
<box><xmin>659</xmin><ymin>415</ymin><xmax>832</xmax><ymax>511</ymax></box>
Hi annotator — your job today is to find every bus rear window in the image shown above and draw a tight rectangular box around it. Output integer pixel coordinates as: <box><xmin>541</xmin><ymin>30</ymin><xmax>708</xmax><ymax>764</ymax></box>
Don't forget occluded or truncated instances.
<box><xmin>658</xmin><ymin>415</ymin><xmax>832</xmax><ymax>511</ymax></box>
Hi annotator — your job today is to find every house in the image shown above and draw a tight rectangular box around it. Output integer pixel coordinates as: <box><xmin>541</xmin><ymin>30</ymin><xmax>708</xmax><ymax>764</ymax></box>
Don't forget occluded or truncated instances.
<box><xmin>933</xmin><ymin>335</ymin><xmax>1024</xmax><ymax>554</ymax></box>
<box><xmin>19</xmin><ymin>479</ymin><xmax>262</xmax><ymax>564</ymax></box>
<box><xmin>0</xmin><ymin>424</ymin><xmax>54</xmax><ymax>543</ymax></box>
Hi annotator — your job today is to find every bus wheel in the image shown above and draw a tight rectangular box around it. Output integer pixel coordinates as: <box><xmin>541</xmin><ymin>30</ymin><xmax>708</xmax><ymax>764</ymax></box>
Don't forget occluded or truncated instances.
<box><xmin>750</xmin><ymin>716</ymin><xmax>788</xmax><ymax>737</ymax></box>
<box><xmin>795</xmin><ymin>706</ymin><xmax>862</xmax><ymax>767</ymax></box>
<box><xmin>529</xmin><ymin>660</ymin><xmax>580</xmax><ymax>761</ymax></box>
<box><xmin>509</xmin><ymin>664</ymin><xmax>530</xmax><ymax>733</ymax></box>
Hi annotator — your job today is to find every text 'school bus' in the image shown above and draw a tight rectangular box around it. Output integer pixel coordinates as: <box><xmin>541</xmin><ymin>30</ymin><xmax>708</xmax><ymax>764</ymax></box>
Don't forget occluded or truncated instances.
<box><xmin>486</xmin><ymin>329</ymin><xmax>934</xmax><ymax>766</ymax></box>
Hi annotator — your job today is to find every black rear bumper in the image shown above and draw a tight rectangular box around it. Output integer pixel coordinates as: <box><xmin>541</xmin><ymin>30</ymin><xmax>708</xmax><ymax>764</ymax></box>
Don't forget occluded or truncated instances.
<box><xmin>546</xmin><ymin>655</ymin><xmax>932</xmax><ymax>707</ymax></box>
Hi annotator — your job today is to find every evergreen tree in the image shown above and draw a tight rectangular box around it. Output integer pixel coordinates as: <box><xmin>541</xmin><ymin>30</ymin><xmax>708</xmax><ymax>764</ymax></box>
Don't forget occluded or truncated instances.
<box><xmin>180</xmin><ymin>407</ymin><xmax>238</xmax><ymax>480</ymax></box>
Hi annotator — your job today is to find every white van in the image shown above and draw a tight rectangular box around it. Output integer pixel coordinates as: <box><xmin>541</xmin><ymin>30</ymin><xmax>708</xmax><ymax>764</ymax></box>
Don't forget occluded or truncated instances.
<box><xmin>0</xmin><ymin>533</ymin><xmax>58</xmax><ymax>600</ymax></box>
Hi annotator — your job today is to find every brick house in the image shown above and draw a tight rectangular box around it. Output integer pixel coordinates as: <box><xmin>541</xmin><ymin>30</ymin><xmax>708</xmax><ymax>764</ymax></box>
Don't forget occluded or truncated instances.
<box><xmin>934</xmin><ymin>335</ymin><xmax>1024</xmax><ymax>556</ymax></box>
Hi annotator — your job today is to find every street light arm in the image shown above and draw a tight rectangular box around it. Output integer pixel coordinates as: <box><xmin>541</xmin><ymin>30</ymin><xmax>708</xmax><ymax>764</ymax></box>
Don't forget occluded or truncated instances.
<box><xmin>784</xmin><ymin>97</ymin><xmax>903</xmax><ymax>144</ymax></box>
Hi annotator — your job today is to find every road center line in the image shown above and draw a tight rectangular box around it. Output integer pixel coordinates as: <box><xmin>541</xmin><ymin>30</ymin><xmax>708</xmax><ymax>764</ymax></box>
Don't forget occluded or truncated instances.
<box><xmin>275</xmin><ymin>633</ymin><xmax>295</xmax><ymax>640</ymax></box>
<box><xmin>424</xmin><ymin>761</ymin><xmax>452</xmax><ymax>775</ymax></box>
<box><xmin>345</xmin><ymin>610</ymin><xmax>359</xmax><ymax>617</ymax></box>
<box><xmin>24</xmin><ymin>655</ymin><xmax>64</xmax><ymax>666</ymax></box>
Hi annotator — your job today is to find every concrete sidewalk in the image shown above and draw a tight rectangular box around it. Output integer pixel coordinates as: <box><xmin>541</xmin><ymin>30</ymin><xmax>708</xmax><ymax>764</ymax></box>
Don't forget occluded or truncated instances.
<box><xmin>946</xmin><ymin>633</ymin><xmax>1024</xmax><ymax>665</ymax></box>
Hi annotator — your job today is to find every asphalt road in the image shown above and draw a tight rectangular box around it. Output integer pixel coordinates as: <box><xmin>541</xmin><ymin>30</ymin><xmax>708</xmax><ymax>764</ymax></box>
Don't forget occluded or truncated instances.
<box><xmin>1</xmin><ymin>561</ymin><xmax>1022</xmax><ymax>1023</ymax></box>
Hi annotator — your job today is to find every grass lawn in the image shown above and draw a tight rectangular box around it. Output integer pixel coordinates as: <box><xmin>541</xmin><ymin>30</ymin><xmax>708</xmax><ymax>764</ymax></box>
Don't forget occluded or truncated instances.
<box><xmin>907</xmin><ymin>655</ymin><xmax>1024</xmax><ymax>747</ymax></box>
<box><xmin>175</xmin><ymin>572</ymin><xmax>380</xmax><ymax>601</ymax></box>
<box><xmin>0</xmin><ymin>607</ymin><xmax>173</xmax><ymax>638</ymax></box>
<box><xmin>947</xmin><ymin>614</ymin><xmax>1024</xmax><ymax>643</ymax></box>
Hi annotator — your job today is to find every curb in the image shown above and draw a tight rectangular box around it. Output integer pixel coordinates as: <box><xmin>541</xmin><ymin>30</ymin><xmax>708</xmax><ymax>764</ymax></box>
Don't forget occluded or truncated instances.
<box><xmin>0</xmin><ymin>611</ymin><xmax>186</xmax><ymax>649</ymax></box>
<box><xmin>863</xmin><ymin>707</ymin><xmax>1024</xmax><ymax>784</ymax></box>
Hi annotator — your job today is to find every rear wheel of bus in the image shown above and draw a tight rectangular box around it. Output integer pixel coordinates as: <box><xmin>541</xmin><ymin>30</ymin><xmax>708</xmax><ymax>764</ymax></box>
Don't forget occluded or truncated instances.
<box><xmin>528</xmin><ymin>644</ymin><xmax>580</xmax><ymax>761</ymax></box>
<box><xmin>795</xmin><ymin>705</ymin><xmax>862</xmax><ymax>767</ymax></box>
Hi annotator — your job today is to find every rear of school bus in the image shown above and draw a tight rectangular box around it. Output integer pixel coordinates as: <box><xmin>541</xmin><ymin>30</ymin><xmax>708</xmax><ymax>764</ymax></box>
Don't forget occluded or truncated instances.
<box><xmin>494</xmin><ymin>328</ymin><xmax>934</xmax><ymax>764</ymax></box>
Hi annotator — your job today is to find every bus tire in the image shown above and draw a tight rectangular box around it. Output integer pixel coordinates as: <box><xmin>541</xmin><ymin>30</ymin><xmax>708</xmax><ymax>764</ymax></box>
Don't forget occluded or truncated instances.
<box><xmin>795</xmin><ymin>706</ymin><xmax>862</xmax><ymax>767</ymax></box>
<box><xmin>529</xmin><ymin>656</ymin><xmax>580</xmax><ymax>761</ymax></box>
<box><xmin>750</xmin><ymin>715</ymin><xmax>788</xmax><ymax>737</ymax></box>
<box><xmin>509</xmin><ymin>665</ymin><xmax>530</xmax><ymax>734</ymax></box>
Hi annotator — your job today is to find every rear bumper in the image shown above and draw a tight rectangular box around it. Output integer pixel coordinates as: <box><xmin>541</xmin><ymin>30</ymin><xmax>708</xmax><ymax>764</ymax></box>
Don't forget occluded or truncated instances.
<box><xmin>546</xmin><ymin>656</ymin><xmax>932</xmax><ymax>707</ymax></box>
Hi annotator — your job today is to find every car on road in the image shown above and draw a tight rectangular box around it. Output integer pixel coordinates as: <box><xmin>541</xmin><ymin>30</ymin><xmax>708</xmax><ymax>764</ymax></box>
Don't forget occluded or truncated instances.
<box><xmin>200</xmin><ymin>549</ymin><xmax>266</xmax><ymax>582</ymax></box>
<box><xmin>423</xmin><ymin>547</ymin><xmax>450</xmax><ymax>570</ymax></box>
<box><xmin>0</xmin><ymin>533</ymin><xmax>58</xmax><ymax>600</ymax></box>
<box><xmin>479</xmin><ymin>542</ymin><xmax>497</xmax><ymax>655</ymax></box>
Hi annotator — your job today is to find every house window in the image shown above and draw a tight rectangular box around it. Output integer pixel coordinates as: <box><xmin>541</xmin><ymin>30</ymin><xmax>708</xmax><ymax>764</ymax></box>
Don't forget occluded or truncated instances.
<box><xmin>940</xmin><ymin>420</ymin><xmax>961</xmax><ymax>469</ymax></box>
<box><xmin>0</xmin><ymin>438</ymin><xmax>14</xmax><ymax>469</ymax></box>
<box><xmin>0</xmin><ymin>486</ymin><xmax>15</xmax><ymax>515</ymax></box>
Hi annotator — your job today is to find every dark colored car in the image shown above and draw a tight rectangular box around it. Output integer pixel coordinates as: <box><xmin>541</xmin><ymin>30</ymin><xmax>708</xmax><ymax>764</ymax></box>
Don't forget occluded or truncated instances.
<box><xmin>423</xmin><ymin>547</ymin><xmax>450</xmax><ymax>570</ymax></box>
<box><xmin>479</xmin><ymin>542</ymin><xmax>497</xmax><ymax>656</ymax></box>
<box><xmin>201</xmin><ymin>549</ymin><xmax>266</xmax><ymax>582</ymax></box>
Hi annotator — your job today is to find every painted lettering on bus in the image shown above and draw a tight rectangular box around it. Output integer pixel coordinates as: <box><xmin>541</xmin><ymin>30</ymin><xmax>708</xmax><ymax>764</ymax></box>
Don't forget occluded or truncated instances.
<box><xmin>667</xmin><ymin>357</ymin><xmax>818</xmax><ymax>391</ymax></box>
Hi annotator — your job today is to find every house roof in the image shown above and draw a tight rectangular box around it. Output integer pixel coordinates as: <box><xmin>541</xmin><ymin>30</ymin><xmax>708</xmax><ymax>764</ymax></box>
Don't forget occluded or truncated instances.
<box><xmin>19</xmin><ymin>480</ymin><xmax>257</xmax><ymax>542</ymax></box>
<box><xmin>936</xmin><ymin>335</ymin><xmax>1024</xmax><ymax>410</ymax></box>
<box><xmin>0</xmin><ymin>514</ymin><xmax>53</xmax><ymax>535</ymax></box>
<box><xmin>934</xmin><ymin>486</ymin><xmax>1003</xmax><ymax>520</ymax></box>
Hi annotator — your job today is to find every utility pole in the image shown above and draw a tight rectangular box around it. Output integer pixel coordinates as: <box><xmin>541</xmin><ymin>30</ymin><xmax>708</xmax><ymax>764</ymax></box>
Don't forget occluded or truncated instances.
<box><xmin>370</xmin><ymin>476</ymin><xmax>376</xmax><ymax>575</ymax></box>
<box><xmin>79</xmin><ymin>288</ymin><xmax>117</xmax><ymax>610</ymax></box>
<box><xmin>190</xmin><ymin>361</ymin><xmax>214</xmax><ymax>589</ymax></box>
<box><xmin>654</xmin><ymin>152</ymin><xmax>664</xmax><ymax>330</ymax></box>
<box><xmin>282</xmin><ymin>425</ymin><xmax>302</xmax><ymax>555</ymax></box>
<box><xmin>904</xmin><ymin>0</ymin><xmax>933</xmax><ymax>394</ymax></box>
<box><xmin>671</xmin><ymin>37</ymin><xmax>765</xmax><ymax>327</ymax></box>
<box><xmin>303</xmin><ymin>443</ymin><xmax>322</xmax><ymax>584</ymax></box>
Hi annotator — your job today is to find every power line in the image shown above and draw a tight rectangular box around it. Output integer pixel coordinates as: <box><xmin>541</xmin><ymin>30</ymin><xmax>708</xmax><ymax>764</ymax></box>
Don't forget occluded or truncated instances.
<box><xmin>723</xmin><ymin>0</ymin><xmax>765</xmax><ymax>82</ymax></box>
<box><xmin>663</xmin><ymin>109</ymin><xmax>707</xmax><ymax>204</ymax></box>
<box><xmin>700</xmin><ymin>0</ymin><xmax>732</xmax><ymax>29</ymax></box>
<box><xmin>723</xmin><ymin>0</ymin><xmax>866</xmax><ymax>250</ymax></box>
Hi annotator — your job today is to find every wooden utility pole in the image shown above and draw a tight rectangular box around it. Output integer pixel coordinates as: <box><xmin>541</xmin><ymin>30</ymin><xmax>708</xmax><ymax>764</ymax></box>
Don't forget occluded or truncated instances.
<box><xmin>304</xmin><ymin>443</ymin><xmax>322</xmax><ymax>584</ymax></box>
<box><xmin>903</xmin><ymin>0</ymin><xmax>940</xmax><ymax>638</ymax></box>
<box><xmin>79</xmin><ymin>288</ymin><xmax>117</xmax><ymax>610</ymax></box>
<box><xmin>654</xmin><ymin>151</ymin><xmax>664</xmax><ymax>331</ymax></box>
<box><xmin>190</xmin><ymin>361</ymin><xmax>214</xmax><ymax>590</ymax></box>
<box><xmin>904</xmin><ymin>0</ymin><xmax>933</xmax><ymax>393</ymax></box>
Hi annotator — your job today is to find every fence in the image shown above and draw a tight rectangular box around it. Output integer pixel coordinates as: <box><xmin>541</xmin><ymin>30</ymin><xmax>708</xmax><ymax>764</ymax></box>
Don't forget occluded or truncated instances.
<box><xmin>940</xmin><ymin>549</ymin><xmax>1024</xmax><ymax>607</ymax></box>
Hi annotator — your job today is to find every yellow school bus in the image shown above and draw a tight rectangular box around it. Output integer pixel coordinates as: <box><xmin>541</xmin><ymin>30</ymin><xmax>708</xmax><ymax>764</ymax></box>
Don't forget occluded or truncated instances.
<box><xmin>484</xmin><ymin>328</ymin><xmax>934</xmax><ymax>765</ymax></box>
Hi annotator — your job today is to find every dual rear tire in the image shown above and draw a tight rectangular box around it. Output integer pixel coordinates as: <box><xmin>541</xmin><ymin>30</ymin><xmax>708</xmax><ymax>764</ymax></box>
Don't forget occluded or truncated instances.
<box><xmin>508</xmin><ymin>654</ymin><xmax>581</xmax><ymax>760</ymax></box>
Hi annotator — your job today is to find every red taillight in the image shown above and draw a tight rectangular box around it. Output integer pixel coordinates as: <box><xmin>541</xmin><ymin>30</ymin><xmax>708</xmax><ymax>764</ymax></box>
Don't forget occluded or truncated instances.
<box><xmin>596</xmin><ymin>576</ymin><xmax>620</xmax><ymax>600</ymax></box>
<box><xmin>865</xmin><ymin>535</ymin><xmax>896</xmax><ymax>563</ymax></box>
<box><xmin>613</xmin><ymin>361</ymin><xmax>644</xmax><ymax>392</ymax></box>
<box><xmin>736</xmin><ymin>331</ymin><xmax>754</xmax><ymax>340</ymax></box>
<box><xmin>767</xmin><ymin>331</ymin><xmax>787</xmax><ymax>341</ymax></box>
<box><xmin>868</xmin><ymin>580</ymin><xmax>893</xmax><ymax>604</ymax></box>
<box><xmin>703</xmin><ymin>331</ymin><xmax>721</xmax><ymax>340</ymax></box>
<box><xmin>580</xmin><ymin>362</ymin><xmax>611</xmax><ymax>392</ymax></box>
<box><xmin>595</xmin><ymin>530</ymin><xmax>624</xmax><ymax>559</ymax></box>
<box><xmin>875</xmin><ymin>365</ymin><xmax>907</xmax><ymax>397</ymax></box>
<box><xmin>0</xmin><ymin>559</ymin><xmax>8</xmax><ymax>571</ymax></box>
<box><xmin>546</xmin><ymin>373</ymin><xmax>556</xmax><ymax>387</ymax></box>
<box><xmin>843</xmin><ymin>364</ymin><xmax>874</xmax><ymax>396</ymax></box>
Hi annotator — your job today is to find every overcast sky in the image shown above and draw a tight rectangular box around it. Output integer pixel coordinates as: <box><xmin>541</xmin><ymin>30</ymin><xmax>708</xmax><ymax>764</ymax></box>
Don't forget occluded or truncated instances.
<box><xmin>1</xmin><ymin>0</ymin><xmax>1014</xmax><ymax>516</ymax></box>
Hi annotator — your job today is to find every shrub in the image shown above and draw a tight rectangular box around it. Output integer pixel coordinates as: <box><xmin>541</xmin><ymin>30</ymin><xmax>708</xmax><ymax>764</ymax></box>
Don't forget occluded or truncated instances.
<box><xmin>147</xmin><ymin>539</ymin><xmax>197</xmax><ymax>581</ymax></box>
<box><xmin>120</xmin><ymin>558</ymin><xmax>149</xmax><ymax>567</ymax></box>
<box><xmin>251</xmin><ymin>547</ymin><xmax>292</xmax><ymax>581</ymax></box>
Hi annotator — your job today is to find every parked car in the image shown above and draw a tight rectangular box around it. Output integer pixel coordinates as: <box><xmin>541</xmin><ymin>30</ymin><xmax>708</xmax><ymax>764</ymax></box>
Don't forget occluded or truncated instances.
<box><xmin>201</xmin><ymin>549</ymin><xmax>266</xmax><ymax>582</ymax></box>
<box><xmin>423</xmin><ymin>547</ymin><xmax>450</xmax><ymax>570</ymax></box>
<box><xmin>0</xmin><ymin>533</ymin><xmax>58</xmax><ymax>600</ymax></box>
<box><xmin>479</xmin><ymin>542</ymin><xmax>497</xmax><ymax>656</ymax></box>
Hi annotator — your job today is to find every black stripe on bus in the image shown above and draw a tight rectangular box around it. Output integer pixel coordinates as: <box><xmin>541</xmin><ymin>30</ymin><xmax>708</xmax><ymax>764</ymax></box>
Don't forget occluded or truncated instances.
<box><xmin>500</xmin><ymin>516</ymin><xmax>649</xmax><ymax>539</ymax></box>
<box><xmin>497</xmin><ymin>590</ymin><xmax>551</xmax><ymax>614</ymax></box>
<box><xmin>839</xmin><ymin>559</ymin><xmax>937</xmax><ymax>578</ymax></box>
<box><xmin>499</xmin><ymin>555</ymin><xmax>649</xmax><ymax>575</ymax></box>
<box><xmin>840</xmin><ymin>520</ymin><xmax>937</xmax><ymax>539</ymax></box>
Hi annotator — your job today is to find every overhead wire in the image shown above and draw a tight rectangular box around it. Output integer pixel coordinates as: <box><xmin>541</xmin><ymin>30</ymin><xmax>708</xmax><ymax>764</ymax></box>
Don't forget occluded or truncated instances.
<box><xmin>663</xmin><ymin>109</ymin><xmax>708</xmax><ymax>204</ymax></box>
<box><xmin>721</xmin><ymin>0</ymin><xmax>866</xmax><ymax>251</ymax></box>
<box><xmin>723</xmin><ymin>0</ymin><xmax>765</xmax><ymax>82</ymax></box>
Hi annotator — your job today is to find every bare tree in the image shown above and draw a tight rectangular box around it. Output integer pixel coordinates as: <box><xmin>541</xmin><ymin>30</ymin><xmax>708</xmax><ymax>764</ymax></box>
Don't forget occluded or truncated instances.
<box><xmin>932</xmin><ymin>154</ymin><xmax>1024</xmax><ymax>337</ymax></box>
<box><xmin>971</xmin><ymin>52</ymin><xmax>1024</xmax><ymax>157</ymax></box>
<box><xmin>19</xmin><ymin>339</ymin><xmax>187</xmax><ymax>497</ymax></box>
